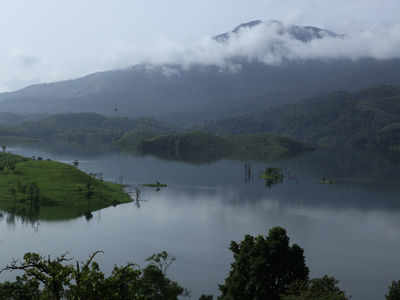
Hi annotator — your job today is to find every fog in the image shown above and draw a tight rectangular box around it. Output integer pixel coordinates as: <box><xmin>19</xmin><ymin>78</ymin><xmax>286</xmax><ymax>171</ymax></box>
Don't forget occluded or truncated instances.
<box><xmin>1</xmin><ymin>0</ymin><xmax>400</xmax><ymax>91</ymax></box>
<box><xmin>131</xmin><ymin>21</ymin><xmax>400</xmax><ymax>71</ymax></box>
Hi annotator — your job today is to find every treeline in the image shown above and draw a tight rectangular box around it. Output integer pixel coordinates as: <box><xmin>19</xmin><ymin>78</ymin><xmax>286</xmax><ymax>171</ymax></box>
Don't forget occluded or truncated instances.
<box><xmin>4</xmin><ymin>84</ymin><xmax>400</xmax><ymax>157</ymax></box>
<box><xmin>0</xmin><ymin>113</ymin><xmax>172</xmax><ymax>153</ymax></box>
<box><xmin>0</xmin><ymin>113</ymin><xmax>313</xmax><ymax>162</ymax></box>
<box><xmin>206</xmin><ymin>85</ymin><xmax>400</xmax><ymax>154</ymax></box>
<box><xmin>1</xmin><ymin>227</ymin><xmax>399</xmax><ymax>299</ymax></box>
<box><xmin>136</xmin><ymin>132</ymin><xmax>313</xmax><ymax>163</ymax></box>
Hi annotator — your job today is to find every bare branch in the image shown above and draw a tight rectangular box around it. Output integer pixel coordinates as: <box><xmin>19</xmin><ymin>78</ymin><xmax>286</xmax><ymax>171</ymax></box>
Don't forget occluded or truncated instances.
<box><xmin>82</xmin><ymin>250</ymin><xmax>104</xmax><ymax>270</ymax></box>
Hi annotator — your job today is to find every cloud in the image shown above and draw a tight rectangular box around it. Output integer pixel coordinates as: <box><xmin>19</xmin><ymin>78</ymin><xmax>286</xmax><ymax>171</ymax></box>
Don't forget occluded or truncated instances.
<box><xmin>2</xmin><ymin>20</ymin><xmax>400</xmax><ymax>92</ymax></box>
<box><xmin>18</xmin><ymin>55</ymin><xmax>40</xmax><ymax>68</ymax></box>
<box><xmin>132</xmin><ymin>21</ymin><xmax>400</xmax><ymax>69</ymax></box>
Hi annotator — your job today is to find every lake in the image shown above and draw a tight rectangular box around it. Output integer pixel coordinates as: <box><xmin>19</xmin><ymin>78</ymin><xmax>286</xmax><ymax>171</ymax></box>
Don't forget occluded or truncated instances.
<box><xmin>2</xmin><ymin>145</ymin><xmax>400</xmax><ymax>299</ymax></box>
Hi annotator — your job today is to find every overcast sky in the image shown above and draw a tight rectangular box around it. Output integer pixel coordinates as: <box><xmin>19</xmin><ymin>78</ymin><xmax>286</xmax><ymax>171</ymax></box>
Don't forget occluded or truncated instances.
<box><xmin>1</xmin><ymin>0</ymin><xmax>400</xmax><ymax>91</ymax></box>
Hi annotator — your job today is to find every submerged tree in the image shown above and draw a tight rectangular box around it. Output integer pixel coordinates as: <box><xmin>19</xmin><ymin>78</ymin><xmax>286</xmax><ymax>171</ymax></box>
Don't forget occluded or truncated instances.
<box><xmin>261</xmin><ymin>168</ymin><xmax>284</xmax><ymax>188</ymax></box>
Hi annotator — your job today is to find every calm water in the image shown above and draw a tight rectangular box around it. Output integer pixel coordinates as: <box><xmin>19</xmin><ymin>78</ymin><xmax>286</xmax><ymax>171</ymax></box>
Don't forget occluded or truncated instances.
<box><xmin>3</xmin><ymin>146</ymin><xmax>400</xmax><ymax>299</ymax></box>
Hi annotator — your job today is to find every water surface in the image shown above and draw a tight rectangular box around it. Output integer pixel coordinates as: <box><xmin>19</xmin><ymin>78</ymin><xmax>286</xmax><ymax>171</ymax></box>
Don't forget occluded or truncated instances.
<box><xmin>2</xmin><ymin>146</ymin><xmax>400</xmax><ymax>299</ymax></box>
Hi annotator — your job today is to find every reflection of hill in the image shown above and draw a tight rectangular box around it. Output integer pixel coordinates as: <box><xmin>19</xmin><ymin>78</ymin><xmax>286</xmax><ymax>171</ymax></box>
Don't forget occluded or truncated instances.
<box><xmin>281</xmin><ymin>148</ymin><xmax>400</xmax><ymax>182</ymax></box>
<box><xmin>139</xmin><ymin>132</ymin><xmax>313</xmax><ymax>164</ymax></box>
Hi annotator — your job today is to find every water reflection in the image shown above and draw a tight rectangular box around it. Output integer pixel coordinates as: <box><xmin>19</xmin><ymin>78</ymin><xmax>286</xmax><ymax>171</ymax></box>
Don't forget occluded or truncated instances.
<box><xmin>3</xmin><ymin>145</ymin><xmax>400</xmax><ymax>299</ymax></box>
<box><xmin>4</xmin><ymin>209</ymin><xmax>40</xmax><ymax>231</ymax></box>
<box><xmin>243</xmin><ymin>162</ymin><xmax>254</xmax><ymax>184</ymax></box>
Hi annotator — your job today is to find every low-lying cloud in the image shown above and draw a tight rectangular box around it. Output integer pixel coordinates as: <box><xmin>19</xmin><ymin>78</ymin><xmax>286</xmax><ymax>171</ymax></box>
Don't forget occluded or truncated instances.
<box><xmin>2</xmin><ymin>21</ymin><xmax>400</xmax><ymax>92</ymax></box>
<box><xmin>135</xmin><ymin>22</ymin><xmax>400</xmax><ymax>68</ymax></box>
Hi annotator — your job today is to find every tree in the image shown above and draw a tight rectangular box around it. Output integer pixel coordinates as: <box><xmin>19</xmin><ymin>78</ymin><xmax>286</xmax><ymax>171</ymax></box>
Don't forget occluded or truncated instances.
<box><xmin>218</xmin><ymin>227</ymin><xmax>309</xmax><ymax>300</ymax></box>
<box><xmin>386</xmin><ymin>281</ymin><xmax>400</xmax><ymax>300</ymax></box>
<box><xmin>2</xmin><ymin>145</ymin><xmax>6</xmax><ymax>153</ymax></box>
<box><xmin>281</xmin><ymin>276</ymin><xmax>349</xmax><ymax>300</ymax></box>
<box><xmin>0</xmin><ymin>252</ymin><xmax>74</xmax><ymax>300</ymax></box>
<box><xmin>0</xmin><ymin>251</ymin><xmax>185</xmax><ymax>300</ymax></box>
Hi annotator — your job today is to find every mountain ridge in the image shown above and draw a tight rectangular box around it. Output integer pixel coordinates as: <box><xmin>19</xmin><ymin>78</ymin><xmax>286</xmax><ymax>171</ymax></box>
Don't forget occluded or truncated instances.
<box><xmin>0</xmin><ymin>20</ymin><xmax>399</xmax><ymax>122</ymax></box>
<box><xmin>214</xmin><ymin>19</ymin><xmax>342</xmax><ymax>42</ymax></box>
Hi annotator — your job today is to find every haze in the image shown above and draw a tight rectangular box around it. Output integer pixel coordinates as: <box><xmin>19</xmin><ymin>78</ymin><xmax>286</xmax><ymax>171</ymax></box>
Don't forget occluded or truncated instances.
<box><xmin>1</xmin><ymin>0</ymin><xmax>400</xmax><ymax>92</ymax></box>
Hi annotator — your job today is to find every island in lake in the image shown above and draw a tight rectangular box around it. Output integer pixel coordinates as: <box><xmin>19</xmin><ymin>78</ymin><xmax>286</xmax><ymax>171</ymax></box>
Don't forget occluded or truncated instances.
<box><xmin>0</xmin><ymin>152</ymin><xmax>131</xmax><ymax>220</ymax></box>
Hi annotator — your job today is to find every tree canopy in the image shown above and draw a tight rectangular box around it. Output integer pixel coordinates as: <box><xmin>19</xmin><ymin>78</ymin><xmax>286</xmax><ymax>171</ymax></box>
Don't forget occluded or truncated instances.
<box><xmin>0</xmin><ymin>251</ymin><xmax>185</xmax><ymax>300</ymax></box>
<box><xmin>218</xmin><ymin>227</ymin><xmax>309</xmax><ymax>300</ymax></box>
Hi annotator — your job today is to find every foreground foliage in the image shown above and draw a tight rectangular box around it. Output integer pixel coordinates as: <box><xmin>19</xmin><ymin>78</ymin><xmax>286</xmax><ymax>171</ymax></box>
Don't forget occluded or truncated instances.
<box><xmin>386</xmin><ymin>281</ymin><xmax>400</xmax><ymax>300</ymax></box>
<box><xmin>0</xmin><ymin>227</ymin><xmax>398</xmax><ymax>299</ymax></box>
<box><xmin>281</xmin><ymin>276</ymin><xmax>349</xmax><ymax>300</ymax></box>
<box><xmin>0</xmin><ymin>251</ymin><xmax>184</xmax><ymax>300</ymax></box>
<box><xmin>218</xmin><ymin>227</ymin><xmax>309</xmax><ymax>300</ymax></box>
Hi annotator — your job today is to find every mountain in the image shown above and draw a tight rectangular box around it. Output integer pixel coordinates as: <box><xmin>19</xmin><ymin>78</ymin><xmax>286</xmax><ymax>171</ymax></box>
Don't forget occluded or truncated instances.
<box><xmin>214</xmin><ymin>20</ymin><xmax>342</xmax><ymax>42</ymax></box>
<box><xmin>0</xmin><ymin>112</ymin><xmax>47</xmax><ymax>126</ymax></box>
<box><xmin>205</xmin><ymin>85</ymin><xmax>400</xmax><ymax>154</ymax></box>
<box><xmin>0</xmin><ymin>21</ymin><xmax>399</xmax><ymax>123</ymax></box>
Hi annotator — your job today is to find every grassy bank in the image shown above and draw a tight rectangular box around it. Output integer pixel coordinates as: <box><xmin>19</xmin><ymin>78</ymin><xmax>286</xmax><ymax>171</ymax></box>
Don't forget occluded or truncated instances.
<box><xmin>0</xmin><ymin>152</ymin><xmax>131</xmax><ymax>220</ymax></box>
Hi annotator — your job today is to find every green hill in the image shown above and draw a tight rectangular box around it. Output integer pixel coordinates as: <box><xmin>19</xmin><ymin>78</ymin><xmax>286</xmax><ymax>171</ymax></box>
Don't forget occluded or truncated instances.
<box><xmin>0</xmin><ymin>113</ymin><xmax>173</xmax><ymax>153</ymax></box>
<box><xmin>137</xmin><ymin>131</ymin><xmax>313</xmax><ymax>163</ymax></box>
<box><xmin>0</xmin><ymin>152</ymin><xmax>131</xmax><ymax>220</ymax></box>
<box><xmin>206</xmin><ymin>85</ymin><xmax>400</xmax><ymax>153</ymax></box>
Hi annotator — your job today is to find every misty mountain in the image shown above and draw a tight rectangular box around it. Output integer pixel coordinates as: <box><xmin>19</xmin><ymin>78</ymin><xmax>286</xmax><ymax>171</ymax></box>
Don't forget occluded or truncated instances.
<box><xmin>214</xmin><ymin>20</ymin><xmax>342</xmax><ymax>42</ymax></box>
<box><xmin>0</xmin><ymin>21</ymin><xmax>399</xmax><ymax>123</ymax></box>
<box><xmin>0</xmin><ymin>112</ymin><xmax>47</xmax><ymax>126</ymax></box>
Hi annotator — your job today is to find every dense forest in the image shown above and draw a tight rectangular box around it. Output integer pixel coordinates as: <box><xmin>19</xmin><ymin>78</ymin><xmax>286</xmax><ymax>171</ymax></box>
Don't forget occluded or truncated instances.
<box><xmin>206</xmin><ymin>85</ymin><xmax>400</xmax><ymax>154</ymax></box>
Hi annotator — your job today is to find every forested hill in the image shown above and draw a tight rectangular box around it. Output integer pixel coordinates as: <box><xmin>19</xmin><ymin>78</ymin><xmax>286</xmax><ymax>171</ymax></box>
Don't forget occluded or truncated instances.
<box><xmin>0</xmin><ymin>20</ymin><xmax>400</xmax><ymax>122</ymax></box>
<box><xmin>0</xmin><ymin>113</ymin><xmax>172</xmax><ymax>148</ymax></box>
<box><xmin>206</xmin><ymin>85</ymin><xmax>400</xmax><ymax>153</ymax></box>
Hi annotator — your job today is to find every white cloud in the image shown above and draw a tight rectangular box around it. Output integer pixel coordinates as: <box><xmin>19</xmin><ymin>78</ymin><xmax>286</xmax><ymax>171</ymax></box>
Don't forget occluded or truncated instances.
<box><xmin>1</xmin><ymin>20</ymin><xmax>400</xmax><ymax>92</ymax></box>
<box><xmin>129</xmin><ymin>21</ymin><xmax>400</xmax><ymax>69</ymax></box>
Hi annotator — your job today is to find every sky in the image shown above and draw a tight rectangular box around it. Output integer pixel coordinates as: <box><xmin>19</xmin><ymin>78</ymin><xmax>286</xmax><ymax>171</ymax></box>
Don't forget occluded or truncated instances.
<box><xmin>1</xmin><ymin>0</ymin><xmax>400</xmax><ymax>91</ymax></box>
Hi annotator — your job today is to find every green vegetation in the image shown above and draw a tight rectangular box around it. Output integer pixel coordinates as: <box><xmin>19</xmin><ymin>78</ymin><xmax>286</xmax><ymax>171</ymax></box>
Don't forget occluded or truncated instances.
<box><xmin>386</xmin><ymin>281</ymin><xmax>400</xmax><ymax>300</ymax></box>
<box><xmin>228</xmin><ymin>134</ymin><xmax>314</xmax><ymax>161</ymax></box>
<box><xmin>281</xmin><ymin>276</ymin><xmax>348</xmax><ymax>300</ymax></box>
<box><xmin>261</xmin><ymin>167</ymin><xmax>284</xmax><ymax>187</ymax></box>
<box><xmin>0</xmin><ymin>113</ymin><xmax>312</xmax><ymax>162</ymax></box>
<box><xmin>2</xmin><ymin>227</ymin><xmax>400</xmax><ymax>299</ymax></box>
<box><xmin>0</xmin><ymin>113</ymin><xmax>172</xmax><ymax>154</ymax></box>
<box><xmin>0</xmin><ymin>152</ymin><xmax>131</xmax><ymax>220</ymax></box>
<box><xmin>139</xmin><ymin>131</ymin><xmax>232</xmax><ymax>163</ymax></box>
<box><xmin>136</xmin><ymin>131</ymin><xmax>312</xmax><ymax>163</ymax></box>
<box><xmin>0</xmin><ymin>251</ymin><xmax>185</xmax><ymax>300</ymax></box>
<box><xmin>219</xmin><ymin>227</ymin><xmax>309</xmax><ymax>300</ymax></box>
<box><xmin>207</xmin><ymin>85</ymin><xmax>400</xmax><ymax>155</ymax></box>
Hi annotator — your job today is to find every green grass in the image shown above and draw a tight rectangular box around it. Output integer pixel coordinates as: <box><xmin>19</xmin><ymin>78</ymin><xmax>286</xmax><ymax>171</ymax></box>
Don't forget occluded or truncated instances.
<box><xmin>0</xmin><ymin>153</ymin><xmax>131</xmax><ymax>220</ymax></box>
